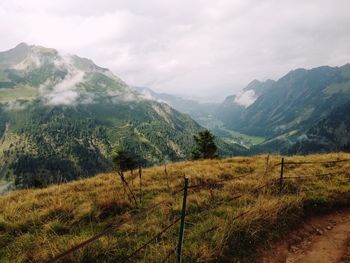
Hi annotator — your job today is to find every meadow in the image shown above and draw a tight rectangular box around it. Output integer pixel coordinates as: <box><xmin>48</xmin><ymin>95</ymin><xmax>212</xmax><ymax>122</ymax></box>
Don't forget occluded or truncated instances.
<box><xmin>1</xmin><ymin>153</ymin><xmax>350</xmax><ymax>262</ymax></box>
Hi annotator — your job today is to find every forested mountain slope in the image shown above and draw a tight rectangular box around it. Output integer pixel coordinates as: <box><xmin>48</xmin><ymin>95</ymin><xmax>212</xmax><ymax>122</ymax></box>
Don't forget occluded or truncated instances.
<box><xmin>288</xmin><ymin>100</ymin><xmax>350</xmax><ymax>154</ymax></box>
<box><xmin>229</xmin><ymin>65</ymin><xmax>350</xmax><ymax>137</ymax></box>
<box><xmin>217</xmin><ymin>64</ymin><xmax>350</xmax><ymax>153</ymax></box>
<box><xmin>0</xmin><ymin>43</ymin><xmax>245</xmax><ymax>188</ymax></box>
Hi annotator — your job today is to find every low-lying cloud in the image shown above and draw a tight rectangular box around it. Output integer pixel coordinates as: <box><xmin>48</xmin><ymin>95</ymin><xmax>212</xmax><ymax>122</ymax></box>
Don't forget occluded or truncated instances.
<box><xmin>43</xmin><ymin>71</ymin><xmax>84</xmax><ymax>105</ymax></box>
<box><xmin>38</xmin><ymin>55</ymin><xmax>85</xmax><ymax>105</ymax></box>
<box><xmin>38</xmin><ymin>54</ymin><xmax>141</xmax><ymax>105</ymax></box>
<box><xmin>234</xmin><ymin>90</ymin><xmax>257</xmax><ymax>107</ymax></box>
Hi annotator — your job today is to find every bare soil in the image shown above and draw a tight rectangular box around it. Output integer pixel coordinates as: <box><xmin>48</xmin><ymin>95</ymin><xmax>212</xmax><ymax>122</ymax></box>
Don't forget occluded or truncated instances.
<box><xmin>258</xmin><ymin>209</ymin><xmax>350</xmax><ymax>263</ymax></box>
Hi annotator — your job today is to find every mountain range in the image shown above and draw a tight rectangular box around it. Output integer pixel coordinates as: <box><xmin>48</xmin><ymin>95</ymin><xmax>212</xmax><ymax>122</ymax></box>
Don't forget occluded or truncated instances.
<box><xmin>209</xmin><ymin>64</ymin><xmax>350</xmax><ymax>154</ymax></box>
<box><xmin>1</xmin><ymin>42</ymin><xmax>350</xmax><ymax>189</ymax></box>
<box><xmin>0</xmin><ymin>43</ymin><xmax>244</xmax><ymax>188</ymax></box>
<box><xmin>139</xmin><ymin>64</ymin><xmax>350</xmax><ymax>155</ymax></box>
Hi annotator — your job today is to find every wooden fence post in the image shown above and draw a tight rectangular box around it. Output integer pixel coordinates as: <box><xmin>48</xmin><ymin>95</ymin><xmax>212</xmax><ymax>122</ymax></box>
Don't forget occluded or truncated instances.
<box><xmin>279</xmin><ymin>157</ymin><xmax>284</xmax><ymax>194</ymax></box>
<box><xmin>164</xmin><ymin>163</ymin><xmax>170</xmax><ymax>190</ymax></box>
<box><xmin>118</xmin><ymin>171</ymin><xmax>139</xmax><ymax>208</ymax></box>
<box><xmin>176</xmin><ymin>177</ymin><xmax>189</xmax><ymax>263</ymax></box>
<box><xmin>264</xmin><ymin>155</ymin><xmax>270</xmax><ymax>176</ymax></box>
<box><xmin>139</xmin><ymin>165</ymin><xmax>142</xmax><ymax>204</ymax></box>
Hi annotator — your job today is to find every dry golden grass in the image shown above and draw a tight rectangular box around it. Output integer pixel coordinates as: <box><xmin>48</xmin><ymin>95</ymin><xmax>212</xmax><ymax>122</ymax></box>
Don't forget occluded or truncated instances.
<box><xmin>1</xmin><ymin>153</ymin><xmax>350</xmax><ymax>262</ymax></box>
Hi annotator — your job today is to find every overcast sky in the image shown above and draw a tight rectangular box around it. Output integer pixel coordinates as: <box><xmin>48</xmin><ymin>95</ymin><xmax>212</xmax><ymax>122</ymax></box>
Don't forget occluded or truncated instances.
<box><xmin>1</xmin><ymin>0</ymin><xmax>350</xmax><ymax>101</ymax></box>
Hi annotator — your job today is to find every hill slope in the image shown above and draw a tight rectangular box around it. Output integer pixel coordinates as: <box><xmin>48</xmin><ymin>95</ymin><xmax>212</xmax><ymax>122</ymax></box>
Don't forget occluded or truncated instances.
<box><xmin>1</xmin><ymin>153</ymin><xmax>350</xmax><ymax>262</ymax></box>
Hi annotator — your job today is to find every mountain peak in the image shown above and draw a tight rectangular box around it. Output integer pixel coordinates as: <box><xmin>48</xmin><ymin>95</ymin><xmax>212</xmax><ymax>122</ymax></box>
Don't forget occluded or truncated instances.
<box><xmin>243</xmin><ymin>78</ymin><xmax>275</xmax><ymax>97</ymax></box>
<box><xmin>0</xmin><ymin>43</ymin><xmax>140</xmax><ymax>105</ymax></box>
<box><xmin>244</xmin><ymin>79</ymin><xmax>262</xmax><ymax>91</ymax></box>
<box><xmin>71</xmin><ymin>55</ymin><xmax>108</xmax><ymax>72</ymax></box>
<box><xmin>14</xmin><ymin>42</ymin><xmax>30</xmax><ymax>49</ymax></box>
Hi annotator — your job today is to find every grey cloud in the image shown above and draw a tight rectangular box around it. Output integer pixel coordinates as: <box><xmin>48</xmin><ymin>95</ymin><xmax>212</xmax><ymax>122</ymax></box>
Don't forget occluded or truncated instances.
<box><xmin>1</xmin><ymin>0</ymin><xmax>350</xmax><ymax>101</ymax></box>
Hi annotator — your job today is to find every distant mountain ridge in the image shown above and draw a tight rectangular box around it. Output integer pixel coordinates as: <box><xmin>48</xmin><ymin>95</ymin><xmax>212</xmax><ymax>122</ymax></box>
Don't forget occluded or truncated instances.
<box><xmin>216</xmin><ymin>63</ymin><xmax>350</xmax><ymax>154</ymax></box>
<box><xmin>136</xmin><ymin>63</ymin><xmax>350</xmax><ymax>154</ymax></box>
<box><xmin>214</xmin><ymin>79</ymin><xmax>275</xmax><ymax>128</ymax></box>
<box><xmin>129</xmin><ymin>64</ymin><xmax>350</xmax><ymax>155</ymax></box>
<box><xmin>134</xmin><ymin>86</ymin><xmax>224</xmax><ymax>130</ymax></box>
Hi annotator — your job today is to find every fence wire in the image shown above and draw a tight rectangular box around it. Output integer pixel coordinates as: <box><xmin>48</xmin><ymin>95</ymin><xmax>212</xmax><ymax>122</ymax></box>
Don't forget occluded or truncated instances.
<box><xmin>45</xmin><ymin>156</ymin><xmax>350</xmax><ymax>262</ymax></box>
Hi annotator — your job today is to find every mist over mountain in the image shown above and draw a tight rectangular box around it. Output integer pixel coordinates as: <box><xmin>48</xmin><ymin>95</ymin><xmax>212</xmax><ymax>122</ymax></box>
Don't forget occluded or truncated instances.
<box><xmin>136</xmin><ymin>61</ymin><xmax>350</xmax><ymax>155</ymax></box>
<box><xmin>141</xmin><ymin>63</ymin><xmax>350</xmax><ymax>155</ymax></box>
<box><xmin>134</xmin><ymin>86</ymin><xmax>221</xmax><ymax>128</ymax></box>
<box><xmin>1</xmin><ymin>42</ymin><xmax>350</xmax><ymax>189</ymax></box>
<box><xmin>0</xmin><ymin>43</ymin><xmax>246</xmax><ymax>188</ymax></box>
<box><xmin>0</xmin><ymin>42</ymin><xmax>138</xmax><ymax>105</ymax></box>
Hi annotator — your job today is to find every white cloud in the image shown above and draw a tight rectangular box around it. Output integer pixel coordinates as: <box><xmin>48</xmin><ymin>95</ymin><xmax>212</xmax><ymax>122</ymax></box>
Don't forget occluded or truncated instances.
<box><xmin>234</xmin><ymin>90</ymin><xmax>257</xmax><ymax>107</ymax></box>
<box><xmin>41</xmin><ymin>69</ymin><xmax>84</xmax><ymax>105</ymax></box>
<box><xmin>1</xmin><ymin>0</ymin><xmax>350</xmax><ymax>101</ymax></box>
<box><xmin>39</xmin><ymin>56</ymin><xmax>85</xmax><ymax>105</ymax></box>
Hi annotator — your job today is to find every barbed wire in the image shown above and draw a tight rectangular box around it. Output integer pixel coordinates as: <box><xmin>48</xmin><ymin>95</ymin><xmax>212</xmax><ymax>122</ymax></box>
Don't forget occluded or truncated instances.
<box><xmin>45</xmin><ymin>157</ymin><xmax>350</xmax><ymax>262</ymax></box>
<box><xmin>45</xmin><ymin>198</ymin><xmax>174</xmax><ymax>263</ymax></box>
<box><xmin>274</xmin><ymin>158</ymin><xmax>350</xmax><ymax>167</ymax></box>
<box><xmin>125</xmin><ymin>218</ymin><xmax>181</xmax><ymax>261</ymax></box>
<box><xmin>283</xmin><ymin>172</ymin><xmax>334</xmax><ymax>180</ymax></box>
<box><xmin>187</xmin><ymin>173</ymin><xmax>255</xmax><ymax>191</ymax></box>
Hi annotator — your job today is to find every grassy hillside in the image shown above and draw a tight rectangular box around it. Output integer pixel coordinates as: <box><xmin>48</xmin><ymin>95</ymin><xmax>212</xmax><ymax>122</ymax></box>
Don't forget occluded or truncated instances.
<box><xmin>1</xmin><ymin>153</ymin><xmax>350</xmax><ymax>262</ymax></box>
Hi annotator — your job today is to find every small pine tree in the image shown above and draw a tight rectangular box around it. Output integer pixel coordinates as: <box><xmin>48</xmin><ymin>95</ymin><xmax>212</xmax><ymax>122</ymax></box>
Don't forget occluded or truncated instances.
<box><xmin>112</xmin><ymin>149</ymin><xmax>138</xmax><ymax>173</ymax></box>
<box><xmin>191</xmin><ymin>129</ymin><xmax>218</xmax><ymax>160</ymax></box>
<box><xmin>112</xmin><ymin>149</ymin><xmax>139</xmax><ymax>206</ymax></box>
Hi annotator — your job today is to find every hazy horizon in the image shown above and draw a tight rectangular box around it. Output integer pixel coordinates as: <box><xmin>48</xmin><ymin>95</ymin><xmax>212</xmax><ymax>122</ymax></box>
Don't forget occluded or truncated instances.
<box><xmin>1</xmin><ymin>0</ymin><xmax>350</xmax><ymax>100</ymax></box>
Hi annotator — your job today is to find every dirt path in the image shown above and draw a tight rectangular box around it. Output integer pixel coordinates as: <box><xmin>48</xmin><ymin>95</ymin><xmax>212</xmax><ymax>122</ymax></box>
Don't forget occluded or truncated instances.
<box><xmin>259</xmin><ymin>209</ymin><xmax>350</xmax><ymax>263</ymax></box>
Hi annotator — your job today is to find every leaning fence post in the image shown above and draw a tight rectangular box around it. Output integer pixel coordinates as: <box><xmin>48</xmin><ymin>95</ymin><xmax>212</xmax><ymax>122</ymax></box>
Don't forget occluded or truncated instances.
<box><xmin>176</xmin><ymin>176</ymin><xmax>189</xmax><ymax>263</ymax></box>
<box><xmin>139</xmin><ymin>165</ymin><xmax>142</xmax><ymax>204</ymax></box>
<box><xmin>279</xmin><ymin>157</ymin><xmax>284</xmax><ymax>194</ymax></box>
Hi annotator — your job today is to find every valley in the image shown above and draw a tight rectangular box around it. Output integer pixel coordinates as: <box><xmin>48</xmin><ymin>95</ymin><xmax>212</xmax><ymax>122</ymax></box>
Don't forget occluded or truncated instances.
<box><xmin>151</xmin><ymin>64</ymin><xmax>350</xmax><ymax>155</ymax></box>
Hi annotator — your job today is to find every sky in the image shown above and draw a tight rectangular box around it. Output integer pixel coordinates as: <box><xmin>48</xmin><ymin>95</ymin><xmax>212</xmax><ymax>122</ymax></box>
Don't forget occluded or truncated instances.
<box><xmin>1</xmin><ymin>0</ymin><xmax>350</xmax><ymax>101</ymax></box>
